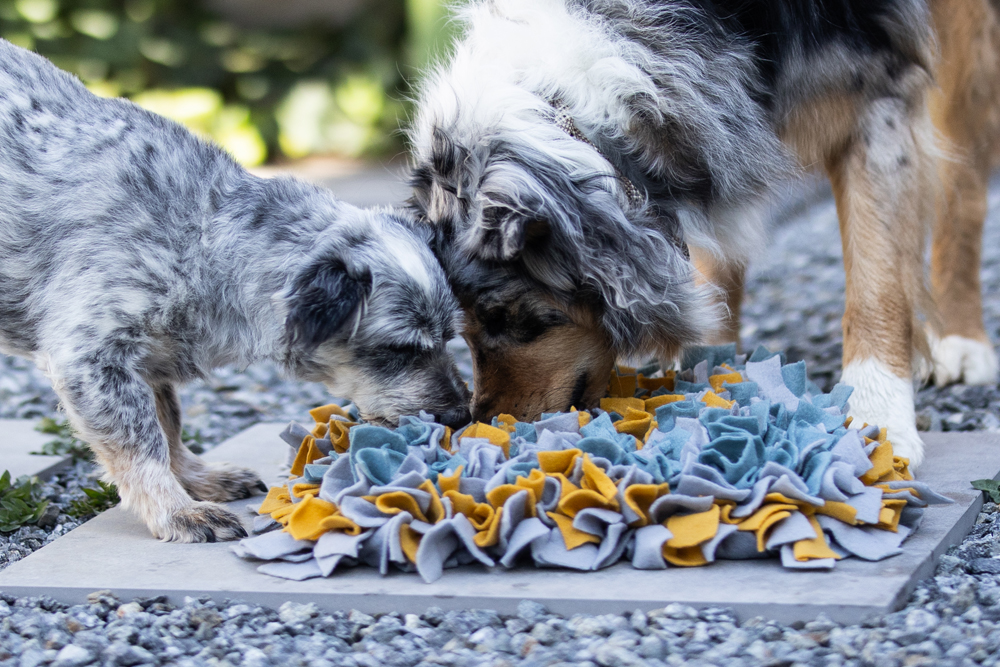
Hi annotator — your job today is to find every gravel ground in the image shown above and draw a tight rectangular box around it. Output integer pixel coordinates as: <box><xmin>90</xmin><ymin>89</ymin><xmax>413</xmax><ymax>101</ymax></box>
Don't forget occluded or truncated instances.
<box><xmin>3</xmin><ymin>181</ymin><xmax>1000</xmax><ymax>665</ymax></box>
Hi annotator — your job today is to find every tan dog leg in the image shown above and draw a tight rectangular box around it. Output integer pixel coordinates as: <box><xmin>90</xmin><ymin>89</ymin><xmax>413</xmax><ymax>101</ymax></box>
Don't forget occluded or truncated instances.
<box><xmin>825</xmin><ymin>98</ymin><xmax>935</xmax><ymax>468</ymax></box>
<box><xmin>48</xmin><ymin>355</ymin><xmax>248</xmax><ymax>542</ymax></box>
<box><xmin>927</xmin><ymin>0</ymin><xmax>1000</xmax><ymax>387</ymax></box>
<box><xmin>690</xmin><ymin>247</ymin><xmax>745</xmax><ymax>347</ymax></box>
<box><xmin>154</xmin><ymin>384</ymin><xmax>266</xmax><ymax>503</ymax></box>
<box><xmin>929</xmin><ymin>165</ymin><xmax>998</xmax><ymax>385</ymax></box>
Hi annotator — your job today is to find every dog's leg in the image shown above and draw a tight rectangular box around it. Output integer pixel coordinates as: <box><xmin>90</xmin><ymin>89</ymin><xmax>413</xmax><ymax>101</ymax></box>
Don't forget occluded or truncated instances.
<box><xmin>51</xmin><ymin>355</ymin><xmax>247</xmax><ymax>542</ymax></box>
<box><xmin>153</xmin><ymin>383</ymin><xmax>266</xmax><ymax>502</ymax></box>
<box><xmin>690</xmin><ymin>246</ymin><xmax>745</xmax><ymax>346</ymax></box>
<box><xmin>928</xmin><ymin>163</ymin><xmax>998</xmax><ymax>386</ymax></box>
<box><xmin>825</xmin><ymin>97</ymin><xmax>935</xmax><ymax>468</ymax></box>
<box><xmin>926</xmin><ymin>0</ymin><xmax>1000</xmax><ymax>387</ymax></box>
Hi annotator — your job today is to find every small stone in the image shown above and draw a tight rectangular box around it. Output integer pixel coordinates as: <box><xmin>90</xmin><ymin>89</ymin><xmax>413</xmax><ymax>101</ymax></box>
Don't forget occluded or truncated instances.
<box><xmin>968</xmin><ymin>558</ymin><xmax>1000</xmax><ymax>575</ymax></box>
<box><xmin>35</xmin><ymin>504</ymin><xmax>59</xmax><ymax>529</ymax></box>
<box><xmin>517</xmin><ymin>600</ymin><xmax>548</xmax><ymax>624</ymax></box>
<box><xmin>629</xmin><ymin>610</ymin><xmax>648</xmax><ymax>633</ymax></box>
<box><xmin>86</xmin><ymin>590</ymin><xmax>119</xmax><ymax>608</ymax></box>
<box><xmin>348</xmin><ymin>610</ymin><xmax>375</xmax><ymax>628</ymax></box>
<box><xmin>951</xmin><ymin>581</ymin><xmax>978</xmax><ymax>611</ymax></box>
<box><xmin>945</xmin><ymin>643</ymin><xmax>972</xmax><ymax>659</ymax></box>
<box><xmin>52</xmin><ymin>645</ymin><xmax>91</xmax><ymax>667</ymax></box>
<box><xmin>115</xmin><ymin>602</ymin><xmax>142</xmax><ymax>618</ymax></box>
<box><xmin>279</xmin><ymin>602</ymin><xmax>318</xmax><ymax>625</ymax></box>
<box><xmin>663</xmin><ymin>603</ymin><xmax>698</xmax><ymax>620</ymax></box>
<box><xmin>916</xmin><ymin>413</ymin><xmax>932</xmax><ymax>431</ymax></box>
<box><xmin>469</xmin><ymin>626</ymin><xmax>497</xmax><ymax>647</ymax></box>
<box><xmin>637</xmin><ymin>635</ymin><xmax>665</xmax><ymax>660</ymax></box>
<box><xmin>787</xmin><ymin>632</ymin><xmax>818</xmax><ymax>650</ymax></box>
<box><xmin>804</xmin><ymin>615</ymin><xmax>838</xmax><ymax>633</ymax></box>
<box><xmin>18</xmin><ymin>649</ymin><xmax>48</xmax><ymax>667</ymax></box>
<box><xmin>530</xmin><ymin>622</ymin><xmax>559</xmax><ymax>645</ymax></box>
<box><xmin>505</xmin><ymin>618</ymin><xmax>530</xmax><ymax>635</ymax></box>
<box><xmin>906</xmin><ymin>609</ymin><xmax>939</xmax><ymax>634</ymax></box>
<box><xmin>593</xmin><ymin>642</ymin><xmax>645</xmax><ymax>667</ymax></box>
<box><xmin>225</xmin><ymin>604</ymin><xmax>254</xmax><ymax>619</ymax></box>
<box><xmin>938</xmin><ymin>554</ymin><xmax>965</xmax><ymax>575</ymax></box>
<box><xmin>243</xmin><ymin>647</ymin><xmax>271</xmax><ymax>667</ymax></box>
<box><xmin>363</xmin><ymin>616</ymin><xmax>403</xmax><ymax>643</ymax></box>
<box><xmin>102</xmin><ymin>642</ymin><xmax>155</xmax><ymax>666</ymax></box>
<box><xmin>421</xmin><ymin>607</ymin><xmax>445</xmax><ymax>626</ymax></box>
<box><xmin>962</xmin><ymin>606</ymin><xmax>983</xmax><ymax>624</ymax></box>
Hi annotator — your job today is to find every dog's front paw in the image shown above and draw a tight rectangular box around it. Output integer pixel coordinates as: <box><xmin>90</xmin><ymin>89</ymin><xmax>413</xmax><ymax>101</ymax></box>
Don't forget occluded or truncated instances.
<box><xmin>184</xmin><ymin>463</ymin><xmax>267</xmax><ymax>503</ymax></box>
<box><xmin>841</xmin><ymin>358</ymin><xmax>925</xmax><ymax>469</ymax></box>
<box><xmin>931</xmin><ymin>335</ymin><xmax>999</xmax><ymax>388</ymax></box>
<box><xmin>159</xmin><ymin>502</ymin><xmax>248</xmax><ymax>543</ymax></box>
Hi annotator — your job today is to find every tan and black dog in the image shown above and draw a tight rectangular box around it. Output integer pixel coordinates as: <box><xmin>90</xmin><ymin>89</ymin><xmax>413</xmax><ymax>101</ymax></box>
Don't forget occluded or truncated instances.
<box><xmin>408</xmin><ymin>0</ymin><xmax>1000</xmax><ymax>469</ymax></box>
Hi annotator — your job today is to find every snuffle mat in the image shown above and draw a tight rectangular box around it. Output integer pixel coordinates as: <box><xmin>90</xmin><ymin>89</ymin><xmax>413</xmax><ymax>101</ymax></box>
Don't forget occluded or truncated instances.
<box><xmin>233</xmin><ymin>345</ymin><xmax>951</xmax><ymax>583</ymax></box>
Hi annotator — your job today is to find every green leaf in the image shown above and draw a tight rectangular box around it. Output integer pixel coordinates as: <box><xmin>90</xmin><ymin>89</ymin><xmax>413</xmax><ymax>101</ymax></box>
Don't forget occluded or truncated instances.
<box><xmin>67</xmin><ymin>480</ymin><xmax>120</xmax><ymax>518</ymax></box>
<box><xmin>0</xmin><ymin>470</ymin><xmax>50</xmax><ymax>532</ymax></box>
<box><xmin>972</xmin><ymin>479</ymin><xmax>1000</xmax><ymax>503</ymax></box>
<box><xmin>31</xmin><ymin>418</ymin><xmax>92</xmax><ymax>461</ymax></box>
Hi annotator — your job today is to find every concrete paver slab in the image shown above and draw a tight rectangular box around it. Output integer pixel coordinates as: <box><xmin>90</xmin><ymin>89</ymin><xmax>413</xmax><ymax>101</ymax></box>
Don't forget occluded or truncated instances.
<box><xmin>0</xmin><ymin>419</ymin><xmax>72</xmax><ymax>480</ymax></box>
<box><xmin>0</xmin><ymin>424</ymin><xmax>995</xmax><ymax>623</ymax></box>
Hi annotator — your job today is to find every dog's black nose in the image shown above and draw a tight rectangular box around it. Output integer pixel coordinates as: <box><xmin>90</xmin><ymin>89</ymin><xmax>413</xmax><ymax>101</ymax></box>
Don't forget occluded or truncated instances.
<box><xmin>438</xmin><ymin>406</ymin><xmax>472</xmax><ymax>429</ymax></box>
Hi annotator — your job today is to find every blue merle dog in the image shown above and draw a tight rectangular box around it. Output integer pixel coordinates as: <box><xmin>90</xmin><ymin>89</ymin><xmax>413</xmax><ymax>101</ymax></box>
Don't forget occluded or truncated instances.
<box><xmin>0</xmin><ymin>40</ymin><xmax>470</xmax><ymax>542</ymax></box>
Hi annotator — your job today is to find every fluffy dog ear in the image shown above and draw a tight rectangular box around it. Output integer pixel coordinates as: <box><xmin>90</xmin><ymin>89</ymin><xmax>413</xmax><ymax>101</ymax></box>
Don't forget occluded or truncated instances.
<box><xmin>286</xmin><ymin>261</ymin><xmax>368</xmax><ymax>350</ymax></box>
<box><xmin>478</xmin><ymin>206</ymin><xmax>550</xmax><ymax>261</ymax></box>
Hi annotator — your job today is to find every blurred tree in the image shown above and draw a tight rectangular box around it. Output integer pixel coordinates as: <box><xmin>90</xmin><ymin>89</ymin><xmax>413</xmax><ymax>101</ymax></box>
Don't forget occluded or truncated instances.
<box><xmin>405</xmin><ymin>0</ymin><xmax>457</xmax><ymax>73</ymax></box>
<box><xmin>0</xmin><ymin>0</ymin><xmax>418</xmax><ymax>164</ymax></box>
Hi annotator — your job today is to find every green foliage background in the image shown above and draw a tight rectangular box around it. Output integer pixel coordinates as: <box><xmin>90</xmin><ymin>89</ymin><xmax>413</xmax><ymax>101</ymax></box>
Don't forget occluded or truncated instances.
<box><xmin>0</xmin><ymin>0</ymin><xmax>456</xmax><ymax>165</ymax></box>
<box><xmin>0</xmin><ymin>470</ymin><xmax>48</xmax><ymax>532</ymax></box>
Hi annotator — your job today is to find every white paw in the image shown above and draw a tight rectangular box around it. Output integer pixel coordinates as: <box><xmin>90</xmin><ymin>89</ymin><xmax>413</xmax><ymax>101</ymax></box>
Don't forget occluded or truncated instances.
<box><xmin>931</xmin><ymin>335</ymin><xmax>999</xmax><ymax>387</ymax></box>
<box><xmin>841</xmin><ymin>358</ymin><xmax>924</xmax><ymax>469</ymax></box>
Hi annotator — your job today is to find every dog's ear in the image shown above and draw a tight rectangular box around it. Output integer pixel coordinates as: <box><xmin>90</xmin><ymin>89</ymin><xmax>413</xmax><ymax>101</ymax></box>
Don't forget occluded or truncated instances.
<box><xmin>286</xmin><ymin>261</ymin><xmax>368</xmax><ymax>350</ymax></box>
<box><xmin>479</xmin><ymin>206</ymin><xmax>551</xmax><ymax>261</ymax></box>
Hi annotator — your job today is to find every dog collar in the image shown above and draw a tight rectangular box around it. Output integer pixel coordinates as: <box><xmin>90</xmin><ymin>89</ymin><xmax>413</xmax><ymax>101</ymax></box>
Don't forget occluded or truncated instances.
<box><xmin>548</xmin><ymin>99</ymin><xmax>690</xmax><ymax>259</ymax></box>
<box><xmin>549</xmin><ymin>100</ymin><xmax>644</xmax><ymax>208</ymax></box>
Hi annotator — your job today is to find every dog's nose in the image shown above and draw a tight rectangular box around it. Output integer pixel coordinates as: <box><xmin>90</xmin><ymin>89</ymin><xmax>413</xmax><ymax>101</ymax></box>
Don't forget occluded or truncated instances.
<box><xmin>470</xmin><ymin>397</ymin><xmax>495</xmax><ymax>424</ymax></box>
<box><xmin>438</xmin><ymin>406</ymin><xmax>472</xmax><ymax>429</ymax></box>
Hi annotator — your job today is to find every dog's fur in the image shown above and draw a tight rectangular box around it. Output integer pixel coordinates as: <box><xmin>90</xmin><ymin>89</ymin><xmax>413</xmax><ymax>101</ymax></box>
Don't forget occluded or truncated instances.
<box><xmin>926</xmin><ymin>0</ymin><xmax>1000</xmax><ymax>387</ymax></box>
<box><xmin>409</xmin><ymin>0</ymin><xmax>1000</xmax><ymax>469</ymax></box>
<box><xmin>0</xmin><ymin>40</ymin><xmax>470</xmax><ymax>542</ymax></box>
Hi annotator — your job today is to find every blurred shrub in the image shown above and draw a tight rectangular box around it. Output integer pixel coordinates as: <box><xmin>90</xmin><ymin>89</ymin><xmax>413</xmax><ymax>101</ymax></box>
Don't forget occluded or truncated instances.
<box><xmin>0</xmin><ymin>0</ymin><xmax>410</xmax><ymax>165</ymax></box>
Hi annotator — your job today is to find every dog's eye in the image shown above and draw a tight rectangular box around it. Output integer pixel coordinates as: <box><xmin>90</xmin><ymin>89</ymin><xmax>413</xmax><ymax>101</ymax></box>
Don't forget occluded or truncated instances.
<box><xmin>385</xmin><ymin>343</ymin><xmax>423</xmax><ymax>357</ymax></box>
<box><xmin>360</xmin><ymin>343</ymin><xmax>434</xmax><ymax>378</ymax></box>
<box><xmin>478</xmin><ymin>307</ymin><xmax>507</xmax><ymax>337</ymax></box>
<box><xmin>474</xmin><ymin>303</ymin><xmax>568</xmax><ymax>344</ymax></box>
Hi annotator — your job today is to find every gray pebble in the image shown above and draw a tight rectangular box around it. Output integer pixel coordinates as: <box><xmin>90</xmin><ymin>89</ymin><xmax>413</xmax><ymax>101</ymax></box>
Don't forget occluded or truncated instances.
<box><xmin>50</xmin><ymin>645</ymin><xmax>90</xmax><ymax>667</ymax></box>
<box><xmin>278</xmin><ymin>602</ymin><xmax>318</xmax><ymax>626</ymax></box>
<box><xmin>517</xmin><ymin>600</ymin><xmax>549</xmax><ymax>624</ymax></box>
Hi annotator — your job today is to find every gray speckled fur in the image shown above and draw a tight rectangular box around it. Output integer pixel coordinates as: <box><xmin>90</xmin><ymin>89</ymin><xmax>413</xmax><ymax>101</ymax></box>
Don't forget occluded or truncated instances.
<box><xmin>0</xmin><ymin>39</ymin><xmax>468</xmax><ymax>542</ymax></box>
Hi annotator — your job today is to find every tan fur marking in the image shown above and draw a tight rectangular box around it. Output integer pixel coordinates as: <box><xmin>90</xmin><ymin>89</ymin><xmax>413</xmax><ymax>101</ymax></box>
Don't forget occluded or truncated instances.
<box><xmin>778</xmin><ymin>91</ymin><xmax>861</xmax><ymax>169</ymax></box>
<box><xmin>824</xmin><ymin>96</ymin><xmax>937</xmax><ymax>378</ymax></box>
<box><xmin>465</xmin><ymin>308</ymin><xmax>615</xmax><ymax>423</ymax></box>
<box><xmin>928</xmin><ymin>0</ymin><xmax>1000</xmax><ymax>342</ymax></box>
<box><xmin>690</xmin><ymin>246</ymin><xmax>745</xmax><ymax>347</ymax></box>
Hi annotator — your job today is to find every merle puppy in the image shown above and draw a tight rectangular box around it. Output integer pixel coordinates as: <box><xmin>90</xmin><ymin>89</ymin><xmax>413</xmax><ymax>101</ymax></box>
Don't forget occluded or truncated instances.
<box><xmin>408</xmin><ymin>0</ymin><xmax>1000</xmax><ymax>468</ymax></box>
<box><xmin>0</xmin><ymin>40</ymin><xmax>469</xmax><ymax>542</ymax></box>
